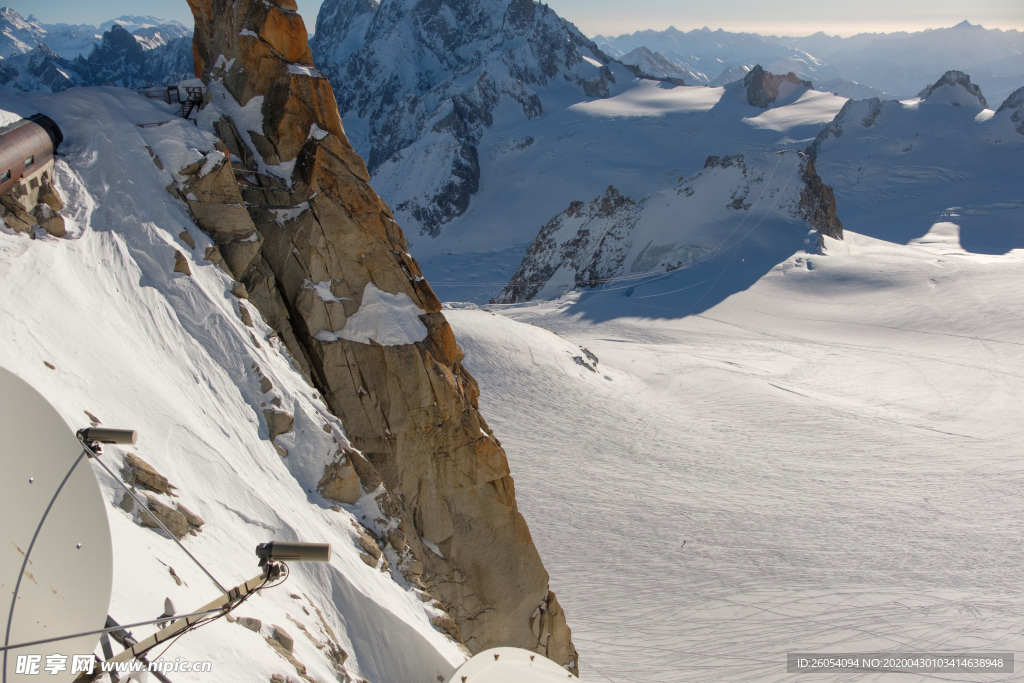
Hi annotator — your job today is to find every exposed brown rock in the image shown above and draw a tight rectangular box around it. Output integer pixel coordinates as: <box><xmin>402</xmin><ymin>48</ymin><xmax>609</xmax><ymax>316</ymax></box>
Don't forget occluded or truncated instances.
<box><xmin>431</xmin><ymin>613</ymin><xmax>463</xmax><ymax>642</ymax></box>
<box><xmin>140</xmin><ymin>495</ymin><xmax>191</xmax><ymax>539</ymax></box>
<box><xmin>176</xmin><ymin>502</ymin><xmax>205</xmax><ymax>529</ymax></box>
<box><xmin>271</xmin><ymin>625</ymin><xmax>294</xmax><ymax>652</ymax></box>
<box><xmin>186</xmin><ymin>0</ymin><xmax>575</xmax><ymax>669</ymax></box>
<box><xmin>237</xmin><ymin>616</ymin><xmax>263</xmax><ymax>632</ymax></box>
<box><xmin>122</xmin><ymin>452</ymin><xmax>177</xmax><ymax>495</ymax></box>
<box><xmin>239</xmin><ymin>303</ymin><xmax>254</xmax><ymax>327</ymax></box>
<box><xmin>318</xmin><ymin>450</ymin><xmax>361</xmax><ymax>504</ymax></box>
<box><xmin>35</xmin><ymin>204</ymin><xmax>66</xmax><ymax>238</ymax></box>
<box><xmin>173</xmin><ymin>250</ymin><xmax>192</xmax><ymax>275</ymax></box>
<box><xmin>263</xmin><ymin>407</ymin><xmax>295</xmax><ymax>457</ymax></box>
<box><xmin>799</xmin><ymin>158</ymin><xmax>844</xmax><ymax>240</ymax></box>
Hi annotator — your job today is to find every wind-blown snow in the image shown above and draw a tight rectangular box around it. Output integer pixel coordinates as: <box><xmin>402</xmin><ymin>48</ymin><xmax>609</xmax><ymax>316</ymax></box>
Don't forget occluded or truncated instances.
<box><xmin>742</xmin><ymin>89</ymin><xmax>848</xmax><ymax>131</ymax></box>
<box><xmin>569</xmin><ymin>80</ymin><xmax>723</xmax><ymax>118</ymax></box>
<box><xmin>316</xmin><ymin>283</ymin><xmax>428</xmax><ymax>346</ymax></box>
<box><xmin>0</xmin><ymin>89</ymin><xmax>463</xmax><ymax>683</ymax></box>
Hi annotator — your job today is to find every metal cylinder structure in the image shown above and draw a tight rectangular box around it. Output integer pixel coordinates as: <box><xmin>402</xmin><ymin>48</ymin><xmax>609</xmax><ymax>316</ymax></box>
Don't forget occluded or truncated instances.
<box><xmin>0</xmin><ymin>114</ymin><xmax>62</xmax><ymax>196</ymax></box>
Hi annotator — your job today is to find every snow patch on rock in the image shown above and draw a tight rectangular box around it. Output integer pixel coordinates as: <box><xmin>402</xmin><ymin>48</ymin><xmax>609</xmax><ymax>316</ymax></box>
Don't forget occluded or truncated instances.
<box><xmin>316</xmin><ymin>283</ymin><xmax>428</xmax><ymax>345</ymax></box>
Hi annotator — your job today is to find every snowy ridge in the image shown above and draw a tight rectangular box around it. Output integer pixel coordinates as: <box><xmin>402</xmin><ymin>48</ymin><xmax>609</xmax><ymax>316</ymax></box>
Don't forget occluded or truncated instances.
<box><xmin>0</xmin><ymin>87</ymin><xmax>463</xmax><ymax>682</ymax></box>
<box><xmin>499</xmin><ymin>151</ymin><xmax>817</xmax><ymax>303</ymax></box>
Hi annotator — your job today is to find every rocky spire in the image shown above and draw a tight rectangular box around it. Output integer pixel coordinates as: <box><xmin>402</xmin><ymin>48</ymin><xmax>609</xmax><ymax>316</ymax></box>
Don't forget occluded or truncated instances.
<box><xmin>184</xmin><ymin>0</ymin><xmax>577</xmax><ymax>671</ymax></box>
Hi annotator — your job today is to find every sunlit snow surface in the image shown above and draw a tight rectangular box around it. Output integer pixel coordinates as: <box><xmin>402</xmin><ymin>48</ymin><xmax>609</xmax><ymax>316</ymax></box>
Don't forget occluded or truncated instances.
<box><xmin>569</xmin><ymin>81</ymin><xmax>725</xmax><ymax>118</ymax></box>
<box><xmin>448</xmin><ymin>225</ymin><xmax>1024</xmax><ymax>681</ymax></box>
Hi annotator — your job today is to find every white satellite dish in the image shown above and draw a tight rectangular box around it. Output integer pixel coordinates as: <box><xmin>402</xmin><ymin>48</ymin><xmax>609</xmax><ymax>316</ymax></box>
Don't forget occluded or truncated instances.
<box><xmin>1</xmin><ymin>367</ymin><xmax>113</xmax><ymax>682</ymax></box>
<box><xmin>444</xmin><ymin>647</ymin><xmax>576</xmax><ymax>682</ymax></box>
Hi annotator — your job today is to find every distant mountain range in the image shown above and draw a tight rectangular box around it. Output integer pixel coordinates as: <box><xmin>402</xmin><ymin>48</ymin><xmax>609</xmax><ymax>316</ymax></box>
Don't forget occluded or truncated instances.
<box><xmin>0</xmin><ymin>7</ymin><xmax>192</xmax><ymax>90</ymax></box>
<box><xmin>595</xmin><ymin>21</ymin><xmax>1024</xmax><ymax>103</ymax></box>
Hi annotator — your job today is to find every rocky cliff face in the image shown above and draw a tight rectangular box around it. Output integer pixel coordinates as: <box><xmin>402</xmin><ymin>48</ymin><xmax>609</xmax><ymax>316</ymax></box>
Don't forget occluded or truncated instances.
<box><xmin>184</xmin><ymin>0</ymin><xmax>576</xmax><ymax>670</ymax></box>
<box><xmin>797</xmin><ymin>158</ymin><xmax>843</xmax><ymax>239</ymax></box>
<box><xmin>743</xmin><ymin>64</ymin><xmax>813</xmax><ymax>108</ymax></box>
<box><xmin>311</xmin><ymin>0</ymin><xmax>618</xmax><ymax>236</ymax></box>
<box><xmin>499</xmin><ymin>186</ymin><xmax>639</xmax><ymax>303</ymax></box>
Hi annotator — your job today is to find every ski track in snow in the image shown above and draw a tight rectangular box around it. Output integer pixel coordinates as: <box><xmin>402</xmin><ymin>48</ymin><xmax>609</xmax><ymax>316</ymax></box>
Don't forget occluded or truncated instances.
<box><xmin>448</xmin><ymin>230</ymin><xmax>1024</xmax><ymax>682</ymax></box>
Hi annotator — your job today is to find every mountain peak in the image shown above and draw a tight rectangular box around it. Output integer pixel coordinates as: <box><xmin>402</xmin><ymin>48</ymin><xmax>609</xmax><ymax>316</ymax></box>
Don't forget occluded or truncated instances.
<box><xmin>742</xmin><ymin>64</ymin><xmax>812</xmax><ymax>108</ymax></box>
<box><xmin>917</xmin><ymin>70</ymin><xmax>988</xmax><ymax>109</ymax></box>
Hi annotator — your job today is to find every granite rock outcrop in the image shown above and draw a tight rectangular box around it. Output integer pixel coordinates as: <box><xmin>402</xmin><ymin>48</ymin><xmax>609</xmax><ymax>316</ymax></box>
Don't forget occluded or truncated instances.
<box><xmin>183</xmin><ymin>0</ymin><xmax>577</xmax><ymax>670</ymax></box>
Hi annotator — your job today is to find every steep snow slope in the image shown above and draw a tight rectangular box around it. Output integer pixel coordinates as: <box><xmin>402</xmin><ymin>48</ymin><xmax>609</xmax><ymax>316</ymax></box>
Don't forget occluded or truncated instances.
<box><xmin>447</xmin><ymin>222</ymin><xmax>1024</xmax><ymax>680</ymax></box>
<box><xmin>0</xmin><ymin>87</ymin><xmax>463</xmax><ymax>682</ymax></box>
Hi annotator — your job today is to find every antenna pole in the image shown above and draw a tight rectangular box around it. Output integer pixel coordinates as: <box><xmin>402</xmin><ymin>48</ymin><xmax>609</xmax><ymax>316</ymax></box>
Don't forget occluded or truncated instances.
<box><xmin>104</xmin><ymin>567</ymin><xmax>278</xmax><ymax>664</ymax></box>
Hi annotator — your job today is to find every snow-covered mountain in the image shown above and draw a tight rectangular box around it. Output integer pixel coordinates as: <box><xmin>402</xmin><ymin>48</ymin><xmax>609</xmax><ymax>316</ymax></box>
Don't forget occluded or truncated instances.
<box><xmin>0</xmin><ymin>8</ymin><xmax>192</xmax><ymax>92</ymax></box>
<box><xmin>597</xmin><ymin>21</ymin><xmax>1024</xmax><ymax>103</ymax></box>
<box><xmin>0</xmin><ymin>8</ymin><xmax>190</xmax><ymax>58</ymax></box>
<box><xmin>0</xmin><ymin>22</ymin><xmax>193</xmax><ymax>92</ymax></box>
<box><xmin>597</xmin><ymin>25</ymin><xmax>833</xmax><ymax>88</ymax></box>
<box><xmin>311</xmin><ymin>0</ymin><xmax>629</xmax><ymax>236</ymax></box>
<box><xmin>355</xmin><ymin>63</ymin><xmax>848</xmax><ymax>303</ymax></box>
<box><xmin>0</xmin><ymin>6</ymin><xmax>45</xmax><ymax>55</ymax></box>
<box><xmin>496</xmin><ymin>148</ymin><xmax>839</xmax><ymax>304</ymax></box>
<box><xmin>810</xmin><ymin>71</ymin><xmax>1024</xmax><ymax>255</ymax></box>
<box><xmin>308</xmin><ymin>1</ymin><xmax>861</xmax><ymax>301</ymax></box>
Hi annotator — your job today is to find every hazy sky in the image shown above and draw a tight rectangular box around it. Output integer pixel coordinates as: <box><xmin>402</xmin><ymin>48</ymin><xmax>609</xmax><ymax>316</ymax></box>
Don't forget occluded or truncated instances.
<box><xmin>11</xmin><ymin>0</ymin><xmax>1024</xmax><ymax>37</ymax></box>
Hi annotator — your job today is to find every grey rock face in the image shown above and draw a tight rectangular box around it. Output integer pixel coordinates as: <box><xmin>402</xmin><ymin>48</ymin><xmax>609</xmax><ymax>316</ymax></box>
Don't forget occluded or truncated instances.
<box><xmin>499</xmin><ymin>153</ymin><xmax>844</xmax><ymax>303</ymax></box>
<box><xmin>499</xmin><ymin>186</ymin><xmax>638</xmax><ymax>303</ymax></box>
<box><xmin>71</xmin><ymin>24</ymin><xmax>194</xmax><ymax>87</ymax></box>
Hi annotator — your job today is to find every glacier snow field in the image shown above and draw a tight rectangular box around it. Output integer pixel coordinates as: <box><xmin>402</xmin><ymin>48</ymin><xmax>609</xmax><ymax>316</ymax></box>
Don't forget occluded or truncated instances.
<box><xmin>447</xmin><ymin>226</ymin><xmax>1024</xmax><ymax>681</ymax></box>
